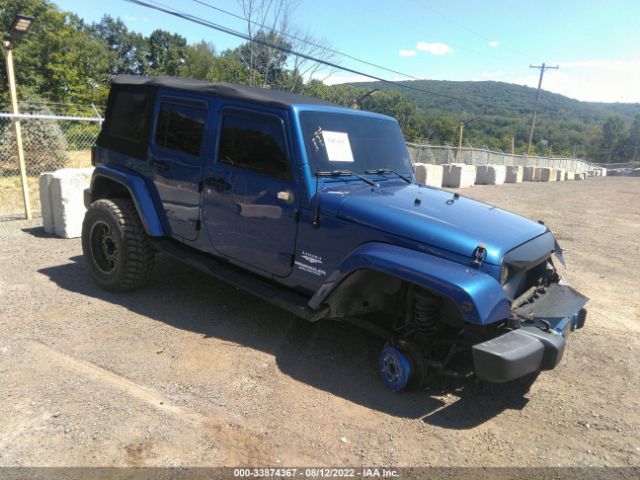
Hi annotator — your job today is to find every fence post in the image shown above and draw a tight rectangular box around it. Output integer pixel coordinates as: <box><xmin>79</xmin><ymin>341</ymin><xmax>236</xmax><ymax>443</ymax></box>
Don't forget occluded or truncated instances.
<box><xmin>3</xmin><ymin>41</ymin><xmax>31</xmax><ymax>219</ymax></box>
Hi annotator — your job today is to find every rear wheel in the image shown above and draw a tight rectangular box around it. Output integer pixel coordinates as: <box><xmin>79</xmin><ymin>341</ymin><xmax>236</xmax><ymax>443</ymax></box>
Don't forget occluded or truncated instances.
<box><xmin>82</xmin><ymin>198</ymin><xmax>155</xmax><ymax>291</ymax></box>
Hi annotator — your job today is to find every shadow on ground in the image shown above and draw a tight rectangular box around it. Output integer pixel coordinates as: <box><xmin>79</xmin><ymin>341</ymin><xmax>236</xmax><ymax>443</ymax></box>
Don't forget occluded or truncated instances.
<box><xmin>22</xmin><ymin>226</ymin><xmax>56</xmax><ymax>238</ymax></box>
<box><xmin>38</xmin><ymin>253</ymin><xmax>536</xmax><ymax>429</ymax></box>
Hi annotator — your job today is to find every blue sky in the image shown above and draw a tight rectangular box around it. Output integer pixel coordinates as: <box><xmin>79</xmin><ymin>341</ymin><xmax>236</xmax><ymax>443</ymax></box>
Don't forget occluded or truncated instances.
<box><xmin>56</xmin><ymin>0</ymin><xmax>640</xmax><ymax>103</ymax></box>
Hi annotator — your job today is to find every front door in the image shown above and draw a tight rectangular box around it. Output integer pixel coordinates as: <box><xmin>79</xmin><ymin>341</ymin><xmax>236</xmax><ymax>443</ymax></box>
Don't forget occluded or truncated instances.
<box><xmin>203</xmin><ymin>107</ymin><xmax>298</xmax><ymax>277</ymax></box>
<box><xmin>149</xmin><ymin>95</ymin><xmax>208</xmax><ymax>241</ymax></box>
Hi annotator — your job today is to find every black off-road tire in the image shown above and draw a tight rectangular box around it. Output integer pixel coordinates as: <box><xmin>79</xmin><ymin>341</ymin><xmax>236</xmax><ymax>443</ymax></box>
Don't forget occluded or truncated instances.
<box><xmin>82</xmin><ymin>198</ymin><xmax>155</xmax><ymax>291</ymax></box>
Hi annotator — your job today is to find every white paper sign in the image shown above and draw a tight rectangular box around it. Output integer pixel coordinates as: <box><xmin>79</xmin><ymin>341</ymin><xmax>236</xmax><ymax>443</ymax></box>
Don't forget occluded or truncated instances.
<box><xmin>322</xmin><ymin>131</ymin><xmax>354</xmax><ymax>162</ymax></box>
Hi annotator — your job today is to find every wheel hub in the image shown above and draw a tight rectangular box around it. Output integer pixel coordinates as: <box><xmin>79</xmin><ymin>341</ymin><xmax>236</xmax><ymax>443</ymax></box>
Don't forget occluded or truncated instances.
<box><xmin>90</xmin><ymin>220</ymin><xmax>118</xmax><ymax>274</ymax></box>
<box><xmin>378</xmin><ymin>344</ymin><xmax>412</xmax><ymax>392</ymax></box>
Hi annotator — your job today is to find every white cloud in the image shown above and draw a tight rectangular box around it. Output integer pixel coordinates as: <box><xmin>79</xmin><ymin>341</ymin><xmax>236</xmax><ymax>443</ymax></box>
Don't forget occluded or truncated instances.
<box><xmin>512</xmin><ymin>60</ymin><xmax>640</xmax><ymax>102</ymax></box>
<box><xmin>489</xmin><ymin>40</ymin><xmax>499</xmax><ymax>48</ymax></box>
<box><xmin>399</xmin><ymin>49</ymin><xmax>417</xmax><ymax>57</ymax></box>
<box><xmin>416</xmin><ymin>41</ymin><xmax>453</xmax><ymax>55</ymax></box>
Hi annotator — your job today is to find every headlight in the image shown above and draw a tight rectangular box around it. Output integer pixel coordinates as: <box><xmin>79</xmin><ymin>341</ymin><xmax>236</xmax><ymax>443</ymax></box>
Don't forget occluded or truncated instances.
<box><xmin>500</xmin><ymin>264</ymin><xmax>510</xmax><ymax>285</ymax></box>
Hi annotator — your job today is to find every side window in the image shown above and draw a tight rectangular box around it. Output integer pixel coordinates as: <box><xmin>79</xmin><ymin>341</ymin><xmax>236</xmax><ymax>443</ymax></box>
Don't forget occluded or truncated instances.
<box><xmin>155</xmin><ymin>102</ymin><xmax>206</xmax><ymax>156</ymax></box>
<box><xmin>106</xmin><ymin>90</ymin><xmax>149</xmax><ymax>142</ymax></box>
<box><xmin>218</xmin><ymin>112</ymin><xmax>290</xmax><ymax>179</ymax></box>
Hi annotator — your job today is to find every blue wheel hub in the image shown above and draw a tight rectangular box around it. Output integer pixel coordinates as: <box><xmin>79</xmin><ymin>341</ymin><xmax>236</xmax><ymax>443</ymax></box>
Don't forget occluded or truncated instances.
<box><xmin>378</xmin><ymin>344</ymin><xmax>412</xmax><ymax>392</ymax></box>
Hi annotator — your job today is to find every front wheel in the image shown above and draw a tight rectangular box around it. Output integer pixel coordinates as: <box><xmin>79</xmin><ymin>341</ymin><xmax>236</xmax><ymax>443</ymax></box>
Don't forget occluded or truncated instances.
<box><xmin>378</xmin><ymin>341</ymin><xmax>428</xmax><ymax>392</ymax></box>
<box><xmin>82</xmin><ymin>198</ymin><xmax>155</xmax><ymax>291</ymax></box>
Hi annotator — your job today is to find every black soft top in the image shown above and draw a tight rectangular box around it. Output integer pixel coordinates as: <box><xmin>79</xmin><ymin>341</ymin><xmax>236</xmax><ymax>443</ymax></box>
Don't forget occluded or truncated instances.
<box><xmin>111</xmin><ymin>75</ymin><xmax>339</xmax><ymax>109</ymax></box>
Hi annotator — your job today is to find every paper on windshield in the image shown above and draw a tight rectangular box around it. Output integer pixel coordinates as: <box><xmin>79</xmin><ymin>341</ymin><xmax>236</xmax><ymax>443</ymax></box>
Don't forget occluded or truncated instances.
<box><xmin>322</xmin><ymin>131</ymin><xmax>354</xmax><ymax>162</ymax></box>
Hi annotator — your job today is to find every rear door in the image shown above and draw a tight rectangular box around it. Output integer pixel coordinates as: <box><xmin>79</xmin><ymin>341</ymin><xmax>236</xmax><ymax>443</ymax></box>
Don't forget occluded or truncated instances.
<box><xmin>149</xmin><ymin>94</ymin><xmax>208</xmax><ymax>241</ymax></box>
<box><xmin>203</xmin><ymin>105</ymin><xmax>298</xmax><ymax>277</ymax></box>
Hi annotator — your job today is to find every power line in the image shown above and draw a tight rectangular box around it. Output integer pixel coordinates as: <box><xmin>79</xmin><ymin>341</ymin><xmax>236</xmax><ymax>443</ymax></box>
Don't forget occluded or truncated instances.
<box><xmin>123</xmin><ymin>0</ymin><xmax>470</xmax><ymax>103</ymax></box>
<box><xmin>190</xmin><ymin>0</ymin><xmax>423</xmax><ymax>81</ymax></box>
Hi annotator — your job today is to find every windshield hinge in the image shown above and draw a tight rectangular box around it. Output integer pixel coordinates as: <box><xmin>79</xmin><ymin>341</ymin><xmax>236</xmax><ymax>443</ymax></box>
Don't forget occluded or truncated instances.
<box><xmin>471</xmin><ymin>244</ymin><xmax>487</xmax><ymax>267</ymax></box>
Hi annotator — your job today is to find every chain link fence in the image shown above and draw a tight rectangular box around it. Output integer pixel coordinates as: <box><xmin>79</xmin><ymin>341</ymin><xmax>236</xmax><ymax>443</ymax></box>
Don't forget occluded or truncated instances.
<box><xmin>0</xmin><ymin>106</ymin><xmax>102</xmax><ymax>220</ymax></box>
<box><xmin>407</xmin><ymin>143</ymin><xmax>594</xmax><ymax>173</ymax></box>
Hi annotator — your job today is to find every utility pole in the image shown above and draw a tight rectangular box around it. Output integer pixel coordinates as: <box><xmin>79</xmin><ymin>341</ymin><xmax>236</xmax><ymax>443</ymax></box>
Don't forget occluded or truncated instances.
<box><xmin>456</xmin><ymin>122</ymin><xmax>464</xmax><ymax>162</ymax></box>
<box><xmin>511</xmin><ymin>136</ymin><xmax>515</xmax><ymax>155</ymax></box>
<box><xmin>526</xmin><ymin>63</ymin><xmax>559</xmax><ymax>155</ymax></box>
<box><xmin>456</xmin><ymin>112</ymin><xmax>483</xmax><ymax>162</ymax></box>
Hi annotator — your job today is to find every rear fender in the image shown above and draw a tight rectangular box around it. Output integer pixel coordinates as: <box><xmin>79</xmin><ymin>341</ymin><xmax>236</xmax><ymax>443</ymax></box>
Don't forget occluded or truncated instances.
<box><xmin>309</xmin><ymin>243</ymin><xmax>511</xmax><ymax>325</ymax></box>
<box><xmin>89</xmin><ymin>164</ymin><xmax>165</xmax><ymax>237</ymax></box>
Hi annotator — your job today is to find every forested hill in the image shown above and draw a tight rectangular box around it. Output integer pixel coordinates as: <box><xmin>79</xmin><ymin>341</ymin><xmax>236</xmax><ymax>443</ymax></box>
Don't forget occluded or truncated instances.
<box><xmin>348</xmin><ymin>79</ymin><xmax>640</xmax><ymax>124</ymax></box>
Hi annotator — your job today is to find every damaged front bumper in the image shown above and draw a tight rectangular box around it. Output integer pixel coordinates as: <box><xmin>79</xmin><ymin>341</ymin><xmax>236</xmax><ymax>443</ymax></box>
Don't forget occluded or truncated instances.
<box><xmin>472</xmin><ymin>282</ymin><xmax>588</xmax><ymax>383</ymax></box>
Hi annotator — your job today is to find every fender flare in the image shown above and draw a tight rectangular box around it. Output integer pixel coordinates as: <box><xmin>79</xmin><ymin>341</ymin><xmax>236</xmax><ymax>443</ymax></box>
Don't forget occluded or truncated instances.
<box><xmin>89</xmin><ymin>164</ymin><xmax>165</xmax><ymax>237</ymax></box>
<box><xmin>308</xmin><ymin>242</ymin><xmax>512</xmax><ymax>325</ymax></box>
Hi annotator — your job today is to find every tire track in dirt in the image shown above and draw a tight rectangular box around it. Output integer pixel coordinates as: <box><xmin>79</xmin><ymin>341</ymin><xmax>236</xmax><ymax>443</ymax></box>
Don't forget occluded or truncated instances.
<box><xmin>26</xmin><ymin>340</ymin><xmax>314</xmax><ymax>466</ymax></box>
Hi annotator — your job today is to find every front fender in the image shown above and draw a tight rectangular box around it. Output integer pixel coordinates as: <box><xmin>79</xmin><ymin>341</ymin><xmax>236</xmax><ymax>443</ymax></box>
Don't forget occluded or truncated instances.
<box><xmin>90</xmin><ymin>164</ymin><xmax>165</xmax><ymax>237</ymax></box>
<box><xmin>308</xmin><ymin>243</ymin><xmax>511</xmax><ymax>325</ymax></box>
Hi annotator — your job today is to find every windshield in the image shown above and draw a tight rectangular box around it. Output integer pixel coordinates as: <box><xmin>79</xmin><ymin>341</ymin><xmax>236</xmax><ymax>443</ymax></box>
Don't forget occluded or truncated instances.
<box><xmin>299</xmin><ymin>111</ymin><xmax>412</xmax><ymax>176</ymax></box>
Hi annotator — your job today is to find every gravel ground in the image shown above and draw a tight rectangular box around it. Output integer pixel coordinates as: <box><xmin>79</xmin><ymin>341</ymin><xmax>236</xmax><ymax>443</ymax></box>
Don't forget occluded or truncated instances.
<box><xmin>0</xmin><ymin>176</ymin><xmax>639</xmax><ymax>467</ymax></box>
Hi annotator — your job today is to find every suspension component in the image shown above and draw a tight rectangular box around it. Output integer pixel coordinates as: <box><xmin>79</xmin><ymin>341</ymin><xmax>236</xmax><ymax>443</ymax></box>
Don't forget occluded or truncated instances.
<box><xmin>413</xmin><ymin>288</ymin><xmax>442</xmax><ymax>339</ymax></box>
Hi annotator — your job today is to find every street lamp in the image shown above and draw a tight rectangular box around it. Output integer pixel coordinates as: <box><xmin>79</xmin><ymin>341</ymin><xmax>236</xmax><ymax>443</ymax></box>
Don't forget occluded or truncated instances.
<box><xmin>3</xmin><ymin>14</ymin><xmax>34</xmax><ymax>219</ymax></box>
<box><xmin>8</xmin><ymin>15</ymin><xmax>34</xmax><ymax>43</ymax></box>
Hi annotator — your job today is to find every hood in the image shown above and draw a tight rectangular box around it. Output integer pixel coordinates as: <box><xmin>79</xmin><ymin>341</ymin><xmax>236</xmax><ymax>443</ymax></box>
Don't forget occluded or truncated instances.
<box><xmin>324</xmin><ymin>182</ymin><xmax>547</xmax><ymax>266</ymax></box>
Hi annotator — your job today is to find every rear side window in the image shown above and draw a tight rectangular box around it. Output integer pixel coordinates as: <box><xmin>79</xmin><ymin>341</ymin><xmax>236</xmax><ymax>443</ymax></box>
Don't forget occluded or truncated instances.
<box><xmin>106</xmin><ymin>91</ymin><xmax>148</xmax><ymax>142</ymax></box>
<box><xmin>155</xmin><ymin>102</ymin><xmax>206</xmax><ymax>156</ymax></box>
<box><xmin>98</xmin><ymin>86</ymin><xmax>155</xmax><ymax>160</ymax></box>
<box><xmin>218</xmin><ymin>112</ymin><xmax>290</xmax><ymax>179</ymax></box>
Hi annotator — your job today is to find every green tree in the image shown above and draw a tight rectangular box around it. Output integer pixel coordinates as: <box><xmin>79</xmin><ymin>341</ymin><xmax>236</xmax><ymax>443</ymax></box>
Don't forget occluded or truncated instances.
<box><xmin>234</xmin><ymin>31</ymin><xmax>291</xmax><ymax>88</ymax></box>
<box><xmin>145</xmin><ymin>29</ymin><xmax>188</xmax><ymax>76</ymax></box>
<box><xmin>88</xmin><ymin>15</ymin><xmax>147</xmax><ymax>75</ymax></box>
<box><xmin>599</xmin><ymin>115</ymin><xmax>628</xmax><ymax>162</ymax></box>
<box><xmin>184</xmin><ymin>41</ymin><xmax>217</xmax><ymax>81</ymax></box>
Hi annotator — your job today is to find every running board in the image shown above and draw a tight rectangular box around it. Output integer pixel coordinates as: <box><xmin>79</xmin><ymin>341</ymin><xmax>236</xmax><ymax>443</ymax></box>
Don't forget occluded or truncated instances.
<box><xmin>150</xmin><ymin>239</ymin><xmax>328</xmax><ymax>322</ymax></box>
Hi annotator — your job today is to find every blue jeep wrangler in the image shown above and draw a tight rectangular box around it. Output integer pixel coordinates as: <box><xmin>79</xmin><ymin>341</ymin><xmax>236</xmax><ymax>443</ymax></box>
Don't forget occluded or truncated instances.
<box><xmin>82</xmin><ymin>75</ymin><xmax>588</xmax><ymax>392</ymax></box>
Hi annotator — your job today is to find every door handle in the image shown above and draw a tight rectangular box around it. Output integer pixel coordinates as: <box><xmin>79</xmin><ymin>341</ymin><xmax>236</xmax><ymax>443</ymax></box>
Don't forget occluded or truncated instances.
<box><xmin>148</xmin><ymin>159</ymin><xmax>170</xmax><ymax>171</ymax></box>
<box><xmin>204</xmin><ymin>177</ymin><xmax>231</xmax><ymax>191</ymax></box>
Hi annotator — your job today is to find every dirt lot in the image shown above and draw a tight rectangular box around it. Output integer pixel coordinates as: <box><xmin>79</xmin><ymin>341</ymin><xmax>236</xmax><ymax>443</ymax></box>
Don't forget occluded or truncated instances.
<box><xmin>0</xmin><ymin>177</ymin><xmax>639</xmax><ymax>467</ymax></box>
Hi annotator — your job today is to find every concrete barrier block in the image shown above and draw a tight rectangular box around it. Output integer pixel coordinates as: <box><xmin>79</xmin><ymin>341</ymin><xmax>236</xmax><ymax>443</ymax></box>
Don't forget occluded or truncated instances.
<box><xmin>533</xmin><ymin>167</ymin><xmax>542</xmax><ymax>182</ymax></box>
<box><xmin>523</xmin><ymin>166</ymin><xmax>536</xmax><ymax>182</ymax></box>
<box><xmin>524</xmin><ymin>166</ymin><xmax>543</xmax><ymax>182</ymax></box>
<box><xmin>575</xmin><ymin>172</ymin><xmax>586</xmax><ymax>181</ymax></box>
<box><xmin>600</xmin><ymin>167</ymin><xmax>607</xmax><ymax>177</ymax></box>
<box><xmin>540</xmin><ymin>167</ymin><xmax>557</xmax><ymax>182</ymax></box>
<box><xmin>49</xmin><ymin>168</ymin><xmax>94</xmax><ymax>239</ymax></box>
<box><xmin>565</xmin><ymin>171</ymin><xmax>575</xmax><ymax>181</ymax></box>
<box><xmin>505</xmin><ymin>165</ymin><xmax>523</xmax><ymax>183</ymax></box>
<box><xmin>443</xmin><ymin>164</ymin><xmax>475</xmax><ymax>188</ymax></box>
<box><xmin>414</xmin><ymin>163</ymin><xmax>443</xmax><ymax>188</ymax></box>
<box><xmin>555</xmin><ymin>169</ymin><xmax>565</xmax><ymax>181</ymax></box>
<box><xmin>39</xmin><ymin>172</ymin><xmax>56</xmax><ymax>234</ymax></box>
<box><xmin>475</xmin><ymin>164</ymin><xmax>506</xmax><ymax>185</ymax></box>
